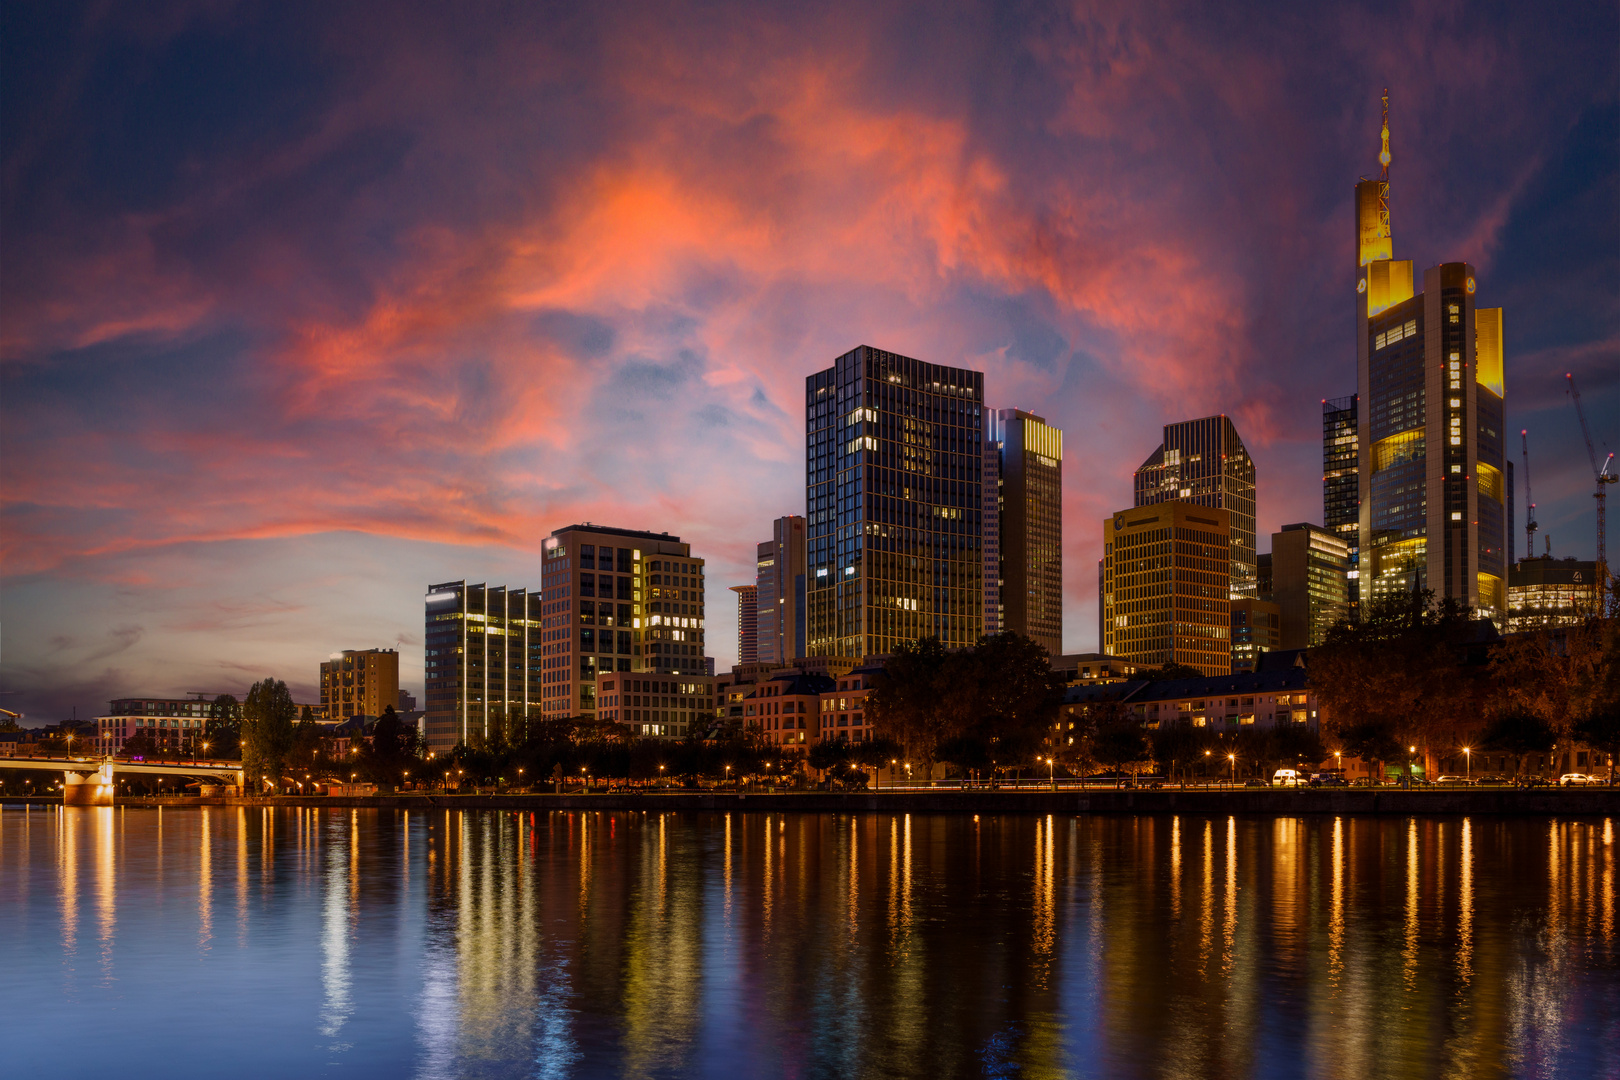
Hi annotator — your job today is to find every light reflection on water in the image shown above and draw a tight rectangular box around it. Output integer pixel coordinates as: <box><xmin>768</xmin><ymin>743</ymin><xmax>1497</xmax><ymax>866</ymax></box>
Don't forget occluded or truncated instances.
<box><xmin>3</xmin><ymin>806</ymin><xmax>1617</xmax><ymax>1079</ymax></box>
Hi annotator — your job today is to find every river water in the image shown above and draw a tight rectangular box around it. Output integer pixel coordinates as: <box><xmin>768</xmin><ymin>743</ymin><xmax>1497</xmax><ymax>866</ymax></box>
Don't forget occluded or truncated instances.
<box><xmin>3</xmin><ymin>806</ymin><xmax>1616</xmax><ymax>1079</ymax></box>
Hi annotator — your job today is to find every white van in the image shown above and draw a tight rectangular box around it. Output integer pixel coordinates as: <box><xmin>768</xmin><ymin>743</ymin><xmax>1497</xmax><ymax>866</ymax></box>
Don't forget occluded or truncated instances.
<box><xmin>1271</xmin><ymin>769</ymin><xmax>1303</xmax><ymax>787</ymax></box>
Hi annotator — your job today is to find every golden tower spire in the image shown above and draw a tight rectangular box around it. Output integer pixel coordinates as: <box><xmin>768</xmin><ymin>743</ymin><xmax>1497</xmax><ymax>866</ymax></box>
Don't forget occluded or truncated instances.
<box><xmin>1379</xmin><ymin>88</ymin><xmax>1391</xmax><ymax>180</ymax></box>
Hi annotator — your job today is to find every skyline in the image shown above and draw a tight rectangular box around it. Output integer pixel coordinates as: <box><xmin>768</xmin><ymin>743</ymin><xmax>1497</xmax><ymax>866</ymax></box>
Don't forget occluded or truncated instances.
<box><xmin>3</xmin><ymin>1</ymin><xmax>1617</xmax><ymax>720</ymax></box>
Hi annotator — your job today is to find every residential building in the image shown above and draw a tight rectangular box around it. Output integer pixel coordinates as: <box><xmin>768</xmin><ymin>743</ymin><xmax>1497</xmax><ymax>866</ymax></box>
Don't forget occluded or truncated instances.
<box><xmin>397</xmin><ymin>689</ymin><xmax>417</xmax><ymax>712</ymax></box>
<box><xmin>739</xmin><ymin>660</ymin><xmax>883</xmax><ymax>747</ymax></box>
<box><xmin>1507</xmin><ymin>556</ymin><xmax>1600</xmax><ymax>631</ymax></box>
<box><xmin>1270</xmin><ymin>524</ymin><xmax>1351</xmax><ymax>648</ymax></box>
<box><xmin>1060</xmin><ymin>664</ymin><xmax>1319</xmax><ymax>733</ymax></box>
<box><xmin>1353</xmin><ymin>110</ymin><xmax>1509</xmax><ymax>623</ymax></box>
<box><xmin>424</xmin><ymin>582</ymin><xmax>541</xmax><ymax>753</ymax></box>
<box><xmin>595</xmin><ymin>671</ymin><xmax>718</xmax><ymax>739</ymax></box>
<box><xmin>756</xmin><ymin>516</ymin><xmax>807</xmax><ymax>664</ymax></box>
<box><xmin>1049</xmin><ymin>653</ymin><xmax>1143</xmax><ymax>686</ymax></box>
<box><xmin>319</xmin><ymin>648</ymin><xmax>400</xmax><ymax>722</ymax></box>
<box><xmin>986</xmin><ymin>408</ymin><xmax>1064</xmax><ymax>656</ymax></box>
<box><xmin>806</xmin><ymin>346</ymin><xmax>984</xmax><ymax>658</ymax></box>
<box><xmin>93</xmin><ymin>694</ymin><xmax>220</xmax><ymax>756</ymax></box>
<box><xmin>1323</xmin><ymin>394</ymin><xmax>1361</xmax><ymax>614</ymax></box>
<box><xmin>1134</xmin><ymin>415</ymin><xmax>1257</xmax><ymax>599</ymax></box>
<box><xmin>1101</xmin><ymin>500</ymin><xmax>1232</xmax><ymax>676</ymax></box>
<box><xmin>1230</xmin><ymin>598</ymin><xmax>1281</xmax><ymax>673</ymax></box>
<box><xmin>730</xmin><ymin>585</ymin><xmax>759</xmax><ymax>664</ymax></box>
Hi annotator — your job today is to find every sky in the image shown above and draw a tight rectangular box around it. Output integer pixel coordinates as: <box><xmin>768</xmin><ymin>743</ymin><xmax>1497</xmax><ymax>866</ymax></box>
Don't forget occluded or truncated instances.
<box><xmin>2</xmin><ymin>0</ymin><xmax>1616</xmax><ymax>723</ymax></box>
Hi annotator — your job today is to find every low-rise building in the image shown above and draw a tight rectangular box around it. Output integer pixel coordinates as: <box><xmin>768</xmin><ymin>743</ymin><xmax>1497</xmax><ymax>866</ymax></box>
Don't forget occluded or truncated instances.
<box><xmin>1507</xmin><ymin>556</ymin><xmax>1599</xmax><ymax>631</ymax></box>
<box><xmin>94</xmin><ymin>694</ymin><xmax>220</xmax><ymax>756</ymax></box>
<box><xmin>595</xmin><ymin>672</ymin><xmax>717</xmax><ymax>739</ymax></box>
<box><xmin>1061</xmin><ymin>658</ymin><xmax>1319</xmax><ymax>737</ymax></box>
<box><xmin>1050</xmin><ymin>653</ymin><xmax>1143</xmax><ymax>686</ymax></box>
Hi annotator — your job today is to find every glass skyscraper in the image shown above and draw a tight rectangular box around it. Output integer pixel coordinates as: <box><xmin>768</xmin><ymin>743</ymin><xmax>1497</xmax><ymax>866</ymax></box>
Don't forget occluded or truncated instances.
<box><xmin>1353</xmin><ymin>126</ymin><xmax>1508</xmax><ymax>622</ymax></box>
<box><xmin>1133</xmin><ymin>416</ymin><xmax>1257</xmax><ymax>599</ymax></box>
<box><xmin>986</xmin><ymin>408</ymin><xmax>1063</xmax><ymax>657</ymax></box>
<box><xmin>806</xmin><ymin>346</ymin><xmax>984</xmax><ymax>658</ymax></box>
<box><xmin>756</xmin><ymin>515</ymin><xmax>806</xmax><ymax>664</ymax></box>
<box><xmin>1323</xmin><ymin>395</ymin><xmax>1360</xmax><ymax>613</ymax></box>
<box><xmin>424</xmin><ymin>581</ymin><xmax>542</xmax><ymax>753</ymax></box>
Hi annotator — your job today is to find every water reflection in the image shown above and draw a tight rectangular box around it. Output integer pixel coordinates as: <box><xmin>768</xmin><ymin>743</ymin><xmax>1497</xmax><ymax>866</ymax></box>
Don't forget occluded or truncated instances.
<box><xmin>3</xmin><ymin>808</ymin><xmax>1618</xmax><ymax>1078</ymax></box>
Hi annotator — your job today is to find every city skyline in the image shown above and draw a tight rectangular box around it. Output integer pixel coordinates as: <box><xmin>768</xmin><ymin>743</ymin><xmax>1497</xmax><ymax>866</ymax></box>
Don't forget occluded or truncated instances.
<box><xmin>3</xmin><ymin>2</ymin><xmax>1616</xmax><ymax>720</ymax></box>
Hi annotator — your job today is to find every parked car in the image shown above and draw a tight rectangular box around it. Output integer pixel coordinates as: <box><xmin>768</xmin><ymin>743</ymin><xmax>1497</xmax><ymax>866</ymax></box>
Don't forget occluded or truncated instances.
<box><xmin>1350</xmin><ymin>777</ymin><xmax>1380</xmax><ymax>787</ymax></box>
<box><xmin>1434</xmin><ymin>775</ymin><xmax>1471</xmax><ymax>786</ymax></box>
<box><xmin>1559</xmin><ymin>773</ymin><xmax>1604</xmax><ymax>786</ymax></box>
<box><xmin>1308</xmin><ymin>775</ymin><xmax>1348</xmax><ymax>787</ymax></box>
<box><xmin>1472</xmin><ymin>775</ymin><xmax>1508</xmax><ymax>785</ymax></box>
<box><xmin>1271</xmin><ymin>769</ymin><xmax>1304</xmax><ymax>787</ymax></box>
<box><xmin>1243</xmin><ymin>778</ymin><xmax>1268</xmax><ymax>788</ymax></box>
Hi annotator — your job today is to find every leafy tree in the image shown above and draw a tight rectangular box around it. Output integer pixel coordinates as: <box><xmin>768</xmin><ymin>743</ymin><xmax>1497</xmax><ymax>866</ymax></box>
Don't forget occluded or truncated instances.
<box><xmin>1479</xmin><ymin>711</ymin><xmax>1556</xmax><ymax>781</ymax></box>
<box><xmin>242</xmin><ymin>679</ymin><xmax>297</xmax><ymax>791</ymax></box>
<box><xmin>1092</xmin><ymin>716</ymin><xmax>1150</xmax><ymax>783</ymax></box>
<box><xmin>1141</xmin><ymin>663</ymin><xmax>1208</xmax><ymax>683</ymax></box>
<box><xmin>287</xmin><ymin>706</ymin><xmax>324</xmax><ymax>776</ymax></box>
<box><xmin>1571</xmin><ymin>707</ymin><xmax>1620</xmax><ymax>784</ymax></box>
<box><xmin>1334</xmin><ymin>719</ymin><xmax>1402</xmax><ymax>775</ymax></box>
<box><xmin>865</xmin><ymin>636</ymin><xmax>952</xmax><ymax>771</ymax></box>
<box><xmin>1149</xmin><ymin>723</ymin><xmax>1204</xmax><ymax>785</ymax></box>
<box><xmin>205</xmin><ymin>694</ymin><xmax>240</xmax><ymax>759</ymax></box>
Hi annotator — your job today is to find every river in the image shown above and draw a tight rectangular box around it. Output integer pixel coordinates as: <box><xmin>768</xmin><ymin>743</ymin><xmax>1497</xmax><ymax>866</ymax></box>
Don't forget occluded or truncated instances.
<box><xmin>3</xmin><ymin>806</ymin><xmax>1616</xmax><ymax>1078</ymax></box>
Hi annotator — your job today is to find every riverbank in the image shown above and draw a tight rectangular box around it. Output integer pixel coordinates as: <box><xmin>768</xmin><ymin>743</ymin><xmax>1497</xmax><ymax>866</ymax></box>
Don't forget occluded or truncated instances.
<box><xmin>8</xmin><ymin>788</ymin><xmax>1617</xmax><ymax>814</ymax></box>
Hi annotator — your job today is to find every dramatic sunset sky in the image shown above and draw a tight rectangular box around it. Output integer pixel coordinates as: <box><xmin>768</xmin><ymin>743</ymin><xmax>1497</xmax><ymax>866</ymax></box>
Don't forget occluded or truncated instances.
<box><xmin>2</xmin><ymin>1</ymin><xmax>1616</xmax><ymax>721</ymax></box>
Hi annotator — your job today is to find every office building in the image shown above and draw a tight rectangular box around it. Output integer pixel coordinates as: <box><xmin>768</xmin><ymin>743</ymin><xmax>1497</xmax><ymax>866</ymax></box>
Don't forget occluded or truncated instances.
<box><xmin>1507</xmin><ymin>556</ymin><xmax>1599</xmax><ymax>632</ymax></box>
<box><xmin>1323</xmin><ymin>395</ymin><xmax>1361</xmax><ymax>613</ymax></box>
<box><xmin>93</xmin><ymin>693</ymin><xmax>222</xmax><ymax>756</ymax></box>
<box><xmin>986</xmin><ymin>409</ymin><xmax>1064</xmax><ymax>656</ymax></box>
<box><xmin>595</xmin><ymin>671</ymin><xmax>718</xmax><ymax>739</ymax></box>
<box><xmin>1270</xmin><ymin>523</ymin><xmax>1351</xmax><ymax>648</ymax></box>
<box><xmin>1101</xmin><ymin>500</ymin><xmax>1232</xmax><ymax>676</ymax></box>
<box><xmin>1230</xmin><ymin>598</ymin><xmax>1281</xmax><ymax>673</ymax></box>
<box><xmin>1134</xmin><ymin>416</ymin><xmax>1257</xmax><ymax>599</ymax></box>
<box><xmin>756</xmin><ymin>516</ymin><xmax>807</xmax><ymax>663</ymax></box>
<box><xmin>319</xmin><ymin>648</ymin><xmax>400</xmax><ymax>722</ymax></box>
<box><xmin>1354</xmin><ymin>105</ymin><xmax>1509</xmax><ymax>623</ymax></box>
<box><xmin>538</xmin><ymin>524</ymin><xmax>710</xmax><ymax>726</ymax></box>
<box><xmin>806</xmin><ymin>346</ymin><xmax>984</xmax><ymax>658</ymax></box>
<box><xmin>424</xmin><ymin>582</ymin><xmax>541</xmax><ymax>752</ymax></box>
<box><xmin>730</xmin><ymin>585</ymin><xmax>759</xmax><ymax>665</ymax></box>
<box><xmin>984</xmin><ymin>440</ymin><xmax>1003</xmax><ymax>634</ymax></box>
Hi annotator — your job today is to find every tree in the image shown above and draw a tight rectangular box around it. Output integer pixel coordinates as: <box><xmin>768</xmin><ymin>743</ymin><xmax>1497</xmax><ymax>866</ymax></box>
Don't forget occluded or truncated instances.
<box><xmin>865</xmin><ymin>636</ymin><xmax>952</xmax><ymax>772</ymax></box>
<box><xmin>1334</xmin><ymin>720</ymin><xmax>1402</xmax><ymax>776</ymax></box>
<box><xmin>241</xmin><ymin>679</ymin><xmax>297</xmax><ymax>791</ymax></box>
<box><xmin>1478</xmin><ymin>711</ymin><xmax>1556</xmax><ymax>781</ymax></box>
<box><xmin>1141</xmin><ymin>662</ymin><xmax>1207</xmax><ymax>683</ymax></box>
<box><xmin>1572</xmin><ymin>708</ymin><xmax>1620</xmax><ymax>784</ymax></box>
<box><xmin>288</xmin><ymin>706</ymin><xmax>324</xmax><ymax>776</ymax></box>
<box><xmin>1149</xmin><ymin>724</ymin><xmax>1204</xmax><ymax>785</ymax></box>
<box><xmin>206</xmin><ymin>694</ymin><xmax>240</xmax><ymax>759</ymax></box>
<box><xmin>1092</xmin><ymin>716</ymin><xmax>1150</xmax><ymax>784</ymax></box>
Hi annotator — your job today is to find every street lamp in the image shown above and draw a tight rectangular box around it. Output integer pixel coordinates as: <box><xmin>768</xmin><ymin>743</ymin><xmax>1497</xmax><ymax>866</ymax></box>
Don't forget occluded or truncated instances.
<box><xmin>1409</xmin><ymin>745</ymin><xmax>1417</xmax><ymax>787</ymax></box>
<box><xmin>725</xmin><ymin>764</ymin><xmax>732</xmax><ymax>787</ymax></box>
<box><xmin>1462</xmin><ymin>747</ymin><xmax>1471</xmax><ymax>780</ymax></box>
<box><xmin>1228</xmin><ymin>753</ymin><xmax>1236</xmax><ymax>785</ymax></box>
<box><xmin>1044</xmin><ymin>756</ymin><xmax>1056</xmax><ymax>791</ymax></box>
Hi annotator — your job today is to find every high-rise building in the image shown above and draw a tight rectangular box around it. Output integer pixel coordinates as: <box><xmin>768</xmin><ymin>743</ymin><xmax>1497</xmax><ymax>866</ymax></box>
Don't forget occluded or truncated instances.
<box><xmin>1230</xmin><ymin>598</ymin><xmax>1281</xmax><ymax>673</ymax></box>
<box><xmin>806</xmin><ymin>346</ymin><xmax>984</xmax><ymax>658</ymax></box>
<box><xmin>1354</xmin><ymin>101</ymin><xmax>1509</xmax><ymax>623</ymax></box>
<box><xmin>320</xmin><ymin>648</ymin><xmax>400</xmax><ymax>721</ymax></box>
<box><xmin>1323</xmin><ymin>395</ymin><xmax>1361</xmax><ymax>614</ymax></box>
<box><xmin>986</xmin><ymin>409</ymin><xmax>1063</xmax><ymax>657</ymax></box>
<box><xmin>983</xmin><ymin>440</ymin><xmax>1003</xmax><ymax>634</ymax></box>
<box><xmin>1134</xmin><ymin>416</ymin><xmax>1257</xmax><ymax>599</ymax></box>
<box><xmin>756</xmin><ymin>516</ymin><xmax>807</xmax><ymax>663</ymax></box>
<box><xmin>424</xmin><ymin>583</ymin><xmax>541</xmax><ymax>753</ymax></box>
<box><xmin>1101</xmin><ymin>500</ymin><xmax>1232</xmax><ymax>676</ymax></box>
<box><xmin>537</xmin><ymin>525</ymin><xmax>709</xmax><ymax>727</ymax></box>
<box><xmin>730</xmin><ymin>585</ymin><xmax>759</xmax><ymax>664</ymax></box>
<box><xmin>1269</xmin><ymin>523</ymin><xmax>1350</xmax><ymax>648</ymax></box>
<box><xmin>1507</xmin><ymin>556</ymin><xmax>1599</xmax><ymax>632</ymax></box>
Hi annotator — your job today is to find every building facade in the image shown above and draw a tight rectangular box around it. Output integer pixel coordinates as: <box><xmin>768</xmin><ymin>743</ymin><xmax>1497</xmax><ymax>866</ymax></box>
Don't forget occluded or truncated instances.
<box><xmin>93</xmin><ymin>694</ymin><xmax>219</xmax><ymax>756</ymax></box>
<box><xmin>1507</xmin><ymin>556</ymin><xmax>1600</xmax><ymax>632</ymax></box>
<box><xmin>1230</xmin><ymin>598</ymin><xmax>1281</xmax><ymax>673</ymax></box>
<box><xmin>806</xmin><ymin>346</ymin><xmax>984</xmax><ymax>658</ymax></box>
<box><xmin>730</xmin><ymin>585</ymin><xmax>759</xmax><ymax>665</ymax></box>
<box><xmin>1134</xmin><ymin>415</ymin><xmax>1257</xmax><ymax>599</ymax></box>
<box><xmin>986</xmin><ymin>408</ymin><xmax>1063</xmax><ymax>657</ymax></box>
<box><xmin>1270</xmin><ymin>523</ymin><xmax>1351</xmax><ymax>649</ymax></box>
<box><xmin>1101</xmin><ymin>500</ymin><xmax>1233</xmax><ymax>676</ymax></box>
<box><xmin>1354</xmin><ymin>120</ymin><xmax>1509</xmax><ymax>623</ymax></box>
<box><xmin>595</xmin><ymin>672</ymin><xmax>718</xmax><ymax>739</ymax></box>
<box><xmin>1323</xmin><ymin>395</ymin><xmax>1361</xmax><ymax>614</ymax></box>
<box><xmin>319</xmin><ymin>648</ymin><xmax>400</xmax><ymax>722</ymax></box>
<box><xmin>424</xmin><ymin>582</ymin><xmax>541</xmax><ymax>753</ymax></box>
<box><xmin>538</xmin><ymin>525</ymin><xmax>710</xmax><ymax>728</ymax></box>
<box><xmin>756</xmin><ymin>515</ymin><xmax>807</xmax><ymax>664</ymax></box>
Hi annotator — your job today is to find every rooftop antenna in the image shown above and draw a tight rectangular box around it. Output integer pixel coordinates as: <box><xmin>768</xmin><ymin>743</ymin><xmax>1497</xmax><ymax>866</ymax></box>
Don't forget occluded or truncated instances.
<box><xmin>1376</xmin><ymin>89</ymin><xmax>1392</xmax><ymax>246</ymax></box>
<box><xmin>1521</xmin><ymin>430</ymin><xmax>1537</xmax><ymax>564</ymax></box>
<box><xmin>1379</xmin><ymin>89</ymin><xmax>1392</xmax><ymax>182</ymax></box>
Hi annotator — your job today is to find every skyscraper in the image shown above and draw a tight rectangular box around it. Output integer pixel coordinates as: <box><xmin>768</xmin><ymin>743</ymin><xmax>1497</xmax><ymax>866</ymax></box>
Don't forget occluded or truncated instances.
<box><xmin>1134</xmin><ymin>416</ymin><xmax>1257</xmax><ymax>599</ymax></box>
<box><xmin>756</xmin><ymin>515</ymin><xmax>807</xmax><ymax>664</ymax></box>
<box><xmin>730</xmin><ymin>585</ymin><xmax>758</xmax><ymax>664</ymax></box>
<box><xmin>1354</xmin><ymin>101</ymin><xmax>1508</xmax><ymax>622</ymax></box>
<box><xmin>424</xmin><ymin>582</ymin><xmax>541</xmax><ymax>753</ymax></box>
<box><xmin>1101</xmin><ymin>500</ymin><xmax>1232</xmax><ymax>676</ymax></box>
<box><xmin>1323</xmin><ymin>395</ymin><xmax>1361</xmax><ymax>614</ymax></box>
<box><xmin>1269</xmin><ymin>523</ymin><xmax>1350</xmax><ymax>648</ymax></box>
<box><xmin>320</xmin><ymin>648</ymin><xmax>400</xmax><ymax>722</ymax></box>
<box><xmin>986</xmin><ymin>408</ymin><xmax>1064</xmax><ymax>657</ymax></box>
<box><xmin>538</xmin><ymin>524</ymin><xmax>709</xmax><ymax>724</ymax></box>
<box><xmin>806</xmin><ymin>346</ymin><xmax>984</xmax><ymax>659</ymax></box>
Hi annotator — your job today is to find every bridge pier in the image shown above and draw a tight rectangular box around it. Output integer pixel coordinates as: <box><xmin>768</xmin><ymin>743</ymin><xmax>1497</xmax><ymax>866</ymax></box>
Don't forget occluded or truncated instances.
<box><xmin>63</xmin><ymin>767</ymin><xmax>114</xmax><ymax>807</ymax></box>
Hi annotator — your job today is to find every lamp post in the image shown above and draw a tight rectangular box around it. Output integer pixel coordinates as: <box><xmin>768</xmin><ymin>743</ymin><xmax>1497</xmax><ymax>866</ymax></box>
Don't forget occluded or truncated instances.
<box><xmin>1046</xmin><ymin>756</ymin><xmax>1056</xmax><ymax>791</ymax></box>
<box><xmin>724</xmin><ymin>764</ymin><xmax>732</xmax><ymax>788</ymax></box>
<box><xmin>1462</xmin><ymin>747</ymin><xmax>1471</xmax><ymax>780</ymax></box>
<box><xmin>658</xmin><ymin>763</ymin><xmax>666</xmax><ymax>788</ymax></box>
<box><xmin>1408</xmin><ymin>745</ymin><xmax>1417</xmax><ymax>788</ymax></box>
<box><xmin>1228</xmin><ymin>753</ymin><xmax>1236</xmax><ymax>786</ymax></box>
<box><xmin>1204</xmin><ymin>749</ymin><xmax>1211</xmax><ymax>786</ymax></box>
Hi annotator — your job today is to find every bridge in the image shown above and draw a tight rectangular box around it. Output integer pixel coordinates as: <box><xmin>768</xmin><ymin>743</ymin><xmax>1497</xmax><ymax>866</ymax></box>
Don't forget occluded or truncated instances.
<box><xmin>0</xmin><ymin>756</ymin><xmax>244</xmax><ymax>805</ymax></box>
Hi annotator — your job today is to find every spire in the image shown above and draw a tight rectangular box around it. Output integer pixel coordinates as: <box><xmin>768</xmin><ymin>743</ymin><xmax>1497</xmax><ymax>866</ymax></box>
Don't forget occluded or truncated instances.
<box><xmin>1378</xmin><ymin>88</ymin><xmax>1391</xmax><ymax>181</ymax></box>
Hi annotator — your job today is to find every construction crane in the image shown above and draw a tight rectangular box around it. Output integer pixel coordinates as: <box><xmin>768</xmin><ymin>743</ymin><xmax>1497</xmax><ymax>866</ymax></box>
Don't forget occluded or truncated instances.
<box><xmin>1521</xmin><ymin>429</ymin><xmax>1537</xmax><ymax>564</ymax></box>
<box><xmin>1567</xmin><ymin>372</ymin><xmax>1617</xmax><ymax>615</ymax></box>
